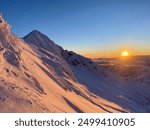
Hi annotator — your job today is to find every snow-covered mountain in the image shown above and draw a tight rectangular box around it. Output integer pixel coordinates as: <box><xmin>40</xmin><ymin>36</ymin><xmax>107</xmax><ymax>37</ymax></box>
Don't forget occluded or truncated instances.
<box><xmin>0</xmin><ymin>15</ymin><xmax>150</xmax><ymax>112</ymax></box>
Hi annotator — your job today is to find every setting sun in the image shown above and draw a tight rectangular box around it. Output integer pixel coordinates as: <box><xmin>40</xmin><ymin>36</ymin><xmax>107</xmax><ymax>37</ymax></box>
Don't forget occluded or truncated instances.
<box><xmin>121</xmin><ymin>51</ymin><xmax>129</xmax><ymax>57</ymax></box>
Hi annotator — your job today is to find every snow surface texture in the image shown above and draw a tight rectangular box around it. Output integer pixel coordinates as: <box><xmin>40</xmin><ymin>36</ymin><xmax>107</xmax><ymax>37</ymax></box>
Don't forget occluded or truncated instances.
<box><xmin>0</xmin><ymin>15</ymin><xmax>150</xmax><ymax>112</ymax></box>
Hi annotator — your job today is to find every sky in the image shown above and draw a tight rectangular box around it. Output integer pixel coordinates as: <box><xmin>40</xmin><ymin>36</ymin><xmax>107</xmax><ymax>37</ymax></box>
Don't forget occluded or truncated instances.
<box><xmin>0</xmin><ymin>0</ymin><xmax>150</xmax><ymax>58</ymax></box>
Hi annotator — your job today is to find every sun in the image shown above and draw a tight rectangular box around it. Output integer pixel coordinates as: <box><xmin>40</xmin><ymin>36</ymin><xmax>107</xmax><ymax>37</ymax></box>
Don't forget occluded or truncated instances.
<box><xmin>121</xmin><ymin>51</ymin><xmax>129</xmax><ymax>57</ymax></box>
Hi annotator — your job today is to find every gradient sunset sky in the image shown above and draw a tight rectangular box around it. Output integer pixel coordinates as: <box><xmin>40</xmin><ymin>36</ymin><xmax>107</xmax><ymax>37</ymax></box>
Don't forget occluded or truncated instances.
<box><xmin>0</xmin><ymin>0</ymin><xmax>150</xmax><ymax>58</ymax></box>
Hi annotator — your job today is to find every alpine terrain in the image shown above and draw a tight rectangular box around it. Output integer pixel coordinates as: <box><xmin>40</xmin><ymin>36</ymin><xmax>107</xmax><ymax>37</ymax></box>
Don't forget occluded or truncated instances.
<box><xmin>0</xmin><ymin>15</ymin><xmax>150</xmax><ymax>113</ymax></box>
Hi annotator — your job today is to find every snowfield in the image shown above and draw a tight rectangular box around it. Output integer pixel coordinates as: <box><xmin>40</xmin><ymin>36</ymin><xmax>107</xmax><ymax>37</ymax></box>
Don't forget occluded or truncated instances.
<box><xmin>0</xmin><ymin>15</ymin><xmax>150</xmax><ymax>112</ymax></box>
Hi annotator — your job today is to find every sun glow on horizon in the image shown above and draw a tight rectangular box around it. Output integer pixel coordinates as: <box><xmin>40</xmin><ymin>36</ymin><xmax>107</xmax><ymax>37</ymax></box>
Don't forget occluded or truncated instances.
<box><xmin>121</xmin><ymin>51</ymin><xmax>129</xmax><ymax>57</ymax></box>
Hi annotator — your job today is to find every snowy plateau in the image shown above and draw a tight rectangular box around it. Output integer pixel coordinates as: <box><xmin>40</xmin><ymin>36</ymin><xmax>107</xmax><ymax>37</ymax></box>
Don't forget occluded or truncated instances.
<box><xmin>0</xmin><ymin>15</ymin><xmax>150</xmax><ymax>113</ymax></box>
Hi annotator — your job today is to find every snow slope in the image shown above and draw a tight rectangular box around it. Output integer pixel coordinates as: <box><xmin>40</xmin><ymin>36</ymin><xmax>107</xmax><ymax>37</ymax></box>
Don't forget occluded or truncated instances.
<box><xmin>0</xmin><ymin>15</ymin><xmax>150</xmax><ymax>112</ymax></box>
<box><xmin>93</xmin><ymin>57</ymin><xmax>150</xmax><ymax>112</ymax></box>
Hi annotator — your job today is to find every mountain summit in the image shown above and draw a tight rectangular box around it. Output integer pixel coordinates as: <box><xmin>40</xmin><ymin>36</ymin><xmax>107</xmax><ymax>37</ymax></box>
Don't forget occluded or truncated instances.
<box><xmin>24</xmin><ymin>30</ymin><xmax>60</xmax><ymax>53</ymax></box>
<box><xmin>0</xmin><ymin>15</ymin><xmax>150</xmax><ymax>112</ymax></box>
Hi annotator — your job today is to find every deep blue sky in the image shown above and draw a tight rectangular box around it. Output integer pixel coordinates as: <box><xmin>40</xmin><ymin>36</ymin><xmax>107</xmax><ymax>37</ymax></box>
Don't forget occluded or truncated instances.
<box><xmin>0</xmin><ymin>0</ymin><xmax>150</xmax><ymax>57</ymax></box>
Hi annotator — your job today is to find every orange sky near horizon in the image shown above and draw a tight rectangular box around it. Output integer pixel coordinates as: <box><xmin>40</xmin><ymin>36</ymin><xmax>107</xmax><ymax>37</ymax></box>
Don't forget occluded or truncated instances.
<box><xmin>75</xmin><ymin>40</ymin><xmax>150</xmax><ymax>59</ymax></box>
<box><xmin>82</xmin><ymin>50</ymin><xmax>150</xmax><ymax>59</ymax></box>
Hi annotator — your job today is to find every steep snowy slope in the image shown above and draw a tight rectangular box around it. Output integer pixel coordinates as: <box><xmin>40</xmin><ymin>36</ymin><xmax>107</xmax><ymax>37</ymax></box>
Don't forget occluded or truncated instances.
<box><xmin>24</xmin><ymin>30</ymin><xmax>150</xmax><ymax>112</ymax></box>
<box><xmin>0</xmin><ymin>15</ymin><xmax>127</xmax><ymax>112</ymax></box>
